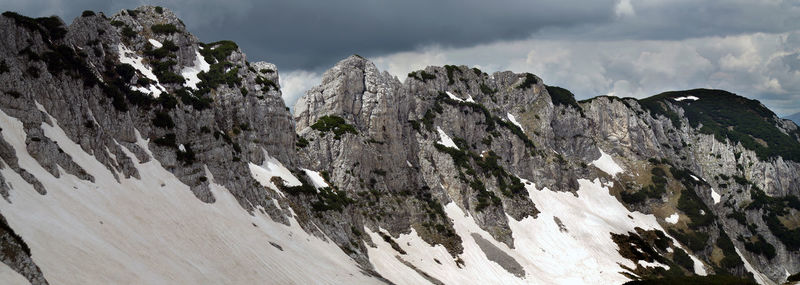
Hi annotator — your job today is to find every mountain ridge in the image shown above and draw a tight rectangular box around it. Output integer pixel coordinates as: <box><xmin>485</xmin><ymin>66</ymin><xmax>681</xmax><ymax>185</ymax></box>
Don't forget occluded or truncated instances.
<box><xmin>0</xmin><ymin>6</ymin><xmax>797</xmax><ymax>285</ymax></box>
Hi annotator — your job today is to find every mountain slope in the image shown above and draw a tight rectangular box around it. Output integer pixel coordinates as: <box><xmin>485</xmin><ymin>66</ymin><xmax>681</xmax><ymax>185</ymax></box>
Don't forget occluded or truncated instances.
<box><xmin>786</xmin><ymin>112</ymin><xmax>800</xmax><ymax>126</ymax></box>
<box><xmin>0</xmin><ymin>6</ymin><xmax>798</xmax><ymax>285</ymax></box>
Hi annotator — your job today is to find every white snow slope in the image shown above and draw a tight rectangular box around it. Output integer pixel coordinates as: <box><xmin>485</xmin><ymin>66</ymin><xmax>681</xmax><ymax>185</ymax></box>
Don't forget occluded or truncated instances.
<box><xmin>590</xmin><ymin>148</ymin><xmax>624</xmax><ymax>177</ymax></box>
<box><xmin>0</xmin><ymin>108</ymin><xmax>380</xmax><ymax>284</ymax></box>
<box><xmin>367</xmin><ymin>178</ymin><xmax>698</xmax><ymax>285</ymax></box>
<box><xmin>436</xmin><ymin>127</ymin><xmax>459</xmax><ymax>149</ymax></box>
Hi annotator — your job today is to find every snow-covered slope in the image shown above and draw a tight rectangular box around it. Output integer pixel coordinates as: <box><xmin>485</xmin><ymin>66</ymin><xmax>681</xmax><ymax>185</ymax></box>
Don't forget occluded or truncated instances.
<box><xmin>0</xmin><ymin>108</ymin><xmax>380</xmax><ymax>284</ymax></box>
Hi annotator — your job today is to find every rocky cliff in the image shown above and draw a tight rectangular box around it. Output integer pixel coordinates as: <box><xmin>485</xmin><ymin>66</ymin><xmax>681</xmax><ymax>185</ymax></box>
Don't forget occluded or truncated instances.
<box><xmin>0</xmin><ymin>6</ymin><xmax>798</xmax><ymax>285</ymax></box>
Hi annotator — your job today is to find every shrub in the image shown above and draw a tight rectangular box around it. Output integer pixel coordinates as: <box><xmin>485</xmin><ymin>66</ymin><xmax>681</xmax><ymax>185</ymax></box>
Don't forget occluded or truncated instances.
<box><xmin>677</xmin><ymin>187</ymin><xmax>714</xmax><ymax>229</ymax></box>
<box><xmin>545</xmin><ymin>85</ymin><xmax>584</xmax><ymax>113</ymax></box>
<box><xmin>255</xmin><ymin>76</ymin><xmax>278</xmax><ymax>91</ymax></box>
<box><xmin>407</xmin><ymin>71</ymin><xmax>436</xmax><ymax>82</ymax></box>
<box><xmin>310</xmin><ymin>115</ymin><xmax>358</xmax><ymax>139</ymax></box>
<box><xmin>121</xmin><ymin>26</ymin><xmax>136</xmax><ymax>38</ymax></box>
<box><xmin>717</xmin><ymin>231</ymin><xmax>744</xmax><ymax>269</ymax></box>
<box><xmin>152</xmin><ymin>60</ymin><xmax>185</xmax><ymax>84</ymax></box>
<box><xmin>517</xmin><ymin>73</ymin><xmax>538</xmax><ymax>89</ymax></box>
<box><xmin>153</xmin><ymin>133</ymin><xmax>176</xmax><ymax>147</ymax></box>
<box><xmin>2</xmin><ymin>12</ymin><xmax>67</xmax><ymax>40</ymax></box>
<box><xmin>668</xmin><ymin>229</ymin><xmax>708</xmax><ymax>252</ymax></box>
<box><xmin>152</xmin><ymin>111</ymin><xmax>174</xmax><ymax>128</ymax></box>
<box><xmin>176</xmin><ymin>144</ymin><xmax>195</xmax><ymax>165</ymax></box>
<box><xmin>151</xmin><ymin>24</ymin><xmax>178</xmax><ymax>34</ymax></box>
<box><xmin>81</xmin><ymin>10</ymin><xmax>95</xmax><ymax>17</ymax></box>
<box><xmin>740</xmin><ymin>234</ymin><xmax>776</xmax><ymax>259</ymax></box>
<box><xmin>199</xmin><ymin>40</ymin><xmax>238</xmax><ymax>64</ymax></box>
<box><xmin>155</xmin><ymin>6</ymin><xmax>164</xmax><ymax>14</ymax></box>
<box><xmin>296</xmin><ymin>136</ymin><xmax>309</xmax><ymax>148</ymax></box>
<box><xmin>197</xmin><ymin>62</ymin><xmax>239</xmax><ymax>89</ymax></box>
<box><xmin>671</xmin><ymin>248</ymin><xmax>694</xmax><ymax>271</ymax></box>
<box><xmin>444</xmin><ymin>65</ymin><xmax>460</xmax><ymax>85</ymax></box>
<box><xmin>480</xmin><ymin>83</ymin><xmax>496</xmax><ymax>95</ymax></box>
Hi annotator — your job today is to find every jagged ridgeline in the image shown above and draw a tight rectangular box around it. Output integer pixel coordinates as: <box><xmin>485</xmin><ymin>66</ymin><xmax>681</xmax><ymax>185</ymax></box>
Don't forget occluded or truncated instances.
<box><xmin>0</xmin><ymin>6</ymin><xmax>798</xmax><ymax>285</ymax></box>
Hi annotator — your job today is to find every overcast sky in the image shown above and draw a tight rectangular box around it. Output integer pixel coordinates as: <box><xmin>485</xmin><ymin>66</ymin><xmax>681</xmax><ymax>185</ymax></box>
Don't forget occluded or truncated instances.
<box><xmin>5</xmin><ymin>0</ymin><xmax>800</xmax><ymax>116</ymax></box>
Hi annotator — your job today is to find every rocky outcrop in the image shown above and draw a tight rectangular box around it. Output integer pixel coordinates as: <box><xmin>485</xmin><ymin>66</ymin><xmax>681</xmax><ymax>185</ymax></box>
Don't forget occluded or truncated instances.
<box><xmin>0</xmin><ymin>6</ymin><xmax>798</xmax><ymax>285</ymax></box>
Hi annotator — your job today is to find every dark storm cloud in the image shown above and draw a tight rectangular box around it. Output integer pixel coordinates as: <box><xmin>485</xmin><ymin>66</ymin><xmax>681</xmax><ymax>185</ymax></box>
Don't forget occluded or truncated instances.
<box><xmin>5</xmin><ymin>0</ymin><xmax>799</xmax><ymax>71</ymax></box>
<box><xmin>2</xmin><ymin>0</ymin><xmax>616</xmax><ymax>70</ymax></box>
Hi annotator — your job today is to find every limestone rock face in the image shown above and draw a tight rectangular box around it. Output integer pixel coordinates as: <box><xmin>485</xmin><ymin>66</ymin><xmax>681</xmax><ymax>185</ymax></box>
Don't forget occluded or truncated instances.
<box><xmin>1</xmin><ymin>6</ymin><xmax>799</xmax><ymax>285</ymax></box>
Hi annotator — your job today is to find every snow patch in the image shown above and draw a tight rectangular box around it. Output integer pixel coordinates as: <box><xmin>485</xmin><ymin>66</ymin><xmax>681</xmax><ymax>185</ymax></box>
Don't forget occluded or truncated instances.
<box><xmin>673</xmin><ymin>96</ymin><xmax>699</xmax><ymax>101</ymax></box>
<box><xmin>445</xmin><ymin>91</ymin><xmax>463</xmax><ymax>102</ymax></box>
<box><xmin>368</xmin><ymin>177</ymin><xmax>679</xmax><ymax>284</ymax></box>
<box><xmin>181</xmin><ymin>50</ymin><xmax>211</xmax><ymax>90</ymax></box>
<box><xmin>248</xmin><ymin>150</ymin><xmax>301</xmax><ymax>194</ymax></box>
<box><xmin>711</xmin><ymin>188</ymin><xmax>721</xmax><ymax>204</ymax></box>
<box><xmin>665</xmin><ymin>213</ymin><xmax>679</xmax><ymax>224</ymax></box>
<box><xmin>507</xmin><ymin>113</ymin><xmax>524</xmax><ymax>132</ymax></box>
<box><xmin>117</xmin><ymin>44</ymin><xmax>165</xmax><ymax>97</ymax></box>
<box><xmin>590</xmin><ymin>148</ymin><xmax>624</xmax><ymax>177</ymax></box>
<box><xmin>690</xmin><ymin>174</ymin><xmax>700</xmax><ymax>181</ymax></box>
<box><xmin>689</xmin><ymin>254</ymin><xmax>707</xmax><ymax>276</ymax></box>
<box><xmin>436</xmin><ymin>127</ymin><xmax>459</xmax><ymax>149</ymax></box>
<box><xmin>637</xmin><ymin>260</ymin><xmax>669</xmax><ymax>270</ymax></box>
<box><xmin>148</xmin><ymin>38</ymin><xmax>162</xmax><ymax>48</ymax></box>
<box><xmin>735</xmin><ymin>247</ymin><xmax>771</xmax><ymax>285</ymax></box>
<box><xmin>178</xmin><ymin>144</ymin><xmax>186</xmax><ymax>152</ymax></box>
<box><xmin>0</xmin><ymin>263</ymin><xmax>27</xmax><ymax>285</ymax></box>
<box><xmin>302</xmin><ymin>169</ymin><xmax>330</xmax><ymax>189</ymax></box>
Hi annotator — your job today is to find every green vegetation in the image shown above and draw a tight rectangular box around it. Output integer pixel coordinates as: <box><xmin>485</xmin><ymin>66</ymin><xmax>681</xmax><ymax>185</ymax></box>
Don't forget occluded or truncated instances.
<box><xmin>716</xmin><ymin>231</ymin><xmax>744</xmax><ymax>270</ymax></box>
<box><xmin>174</xmin><ymin>88</ymin><xmax>212</xmax><ymax>110</ymax></box>
<box><xmin>152</xmin><ymin>111</ymin><xmax>174</xmax><ymax>128</ymax></box>
<box><xmin>2</xmin><ymin>12</ymin><xmax>67</xmax><ymax>40</ymax></box>
<box><xmin>311</xmin><ymin>187</ymin><xmax>354</xmax><ymax>212</ymax></box>
<box><xmin>788</xmin><ymin>272</ymin><xmax>800</xmax><ymax>282</ymax></box>
<box><xmin>81</xmin><ymin>10</ymin><xmax>95</xmax><ymax>17</ymax></box>
<box><xmin>310</xmin><ymin>115</ymin><xmax>358</xmax><ymax>139</ymax></box>
<box><xmin>545</xmin><ymin>86</ymin><xmax>584</xmax><ymax>114</ymax></box>
<box><xmin>747</xmin><ymin>188</ymin><xmax>800</xmax><ymax>250</ymax></box>
<box><xmin>255</xmin><ymin>76</ymin><xmax>278</xmax><ymax>91</ymax></box>
<box><xmin>144</xmin><ymin>40</ymin><xmax>179</xmax><ymax>59</ymax></box>
<box><xmin>151</xmin><ymin>24</ymin><xmax>178</xmax><ymax>34</ymax></box>
<box><xmin>152</xmin><ymin>60</ymin><xmax>185</xmax><ymax>84</ymax></box>
<box><xmin>199</xmin><ymin>40</ymin><xmax>238</xmax><ymax>64</ymax></box>
<box><xmin>121</xmin><ymin>26</ymin><xmax>136</xmax><ymax>38</ymax></box>
<box><xmin>153</xmin><ymin>133</ymin><xmax>176</xmax><ymax>147</ymax></box>
<box><xmin>110</xmin><ymin>20</ymin><xmax>124</xmax><ymax>27</ymax></box>
<box><xmin>677</xmin><ymin>186</ymin><xmax>714</xmax><ymax>229</ymax></box>
<box><xmin>479</xmin><ymin>83</ymin><xmax>496</xmax><ymax>95</ymax></box>
<box><xmin>739</xmin><ymin>234</ymin><xmax>776</xmax><ymax>259</ymax></box>
<box><xmin>155</xmin><ymin>6</ymin><xmax>164</xmax><ymax>14</ymax></box>
<box><xmin>407</xmin><ymin>71</ymin><xmax>436</xmax><ymax>82</ymax></box>
<box><xmin>641</xmin><ymin>89</ymin><xmax>800</xmax><ymax>162</ymax></box>
<box><xmin>197</xmin><ymin>62</ymin><xmax>239</xmax><ymax>89</ymax></box>
<box><xmin>295</xmin><ymin>136</ymin><xmax>309</xmax><ymax>148</ymax></box>
<box><xmin>620</xmin><ymin>166</ymin><xmax>669</xmax><ymax>204</ymax></box>
<box><xmin>668</xmin><ymin>229</ymin><xmax>708</xmax><ymax>251</ymax></box>
<box><xmin>176</xmin><ymin>143</ymin><xmax>195</xmax><ymax>165</ymax></box>
<box><xmin>444</xmin><ymin>65</ymin><xmax>460</xmax><ymax>85</ymax></box>
<box><xmin>517</xmin><ymin>73</ymin><xmax>538</xmax><ymax>89</ymax></box>
<box><xmin>671</xmin><ymin>248</ymin><xmax>694</xmax><ymax>272</ymax></box>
